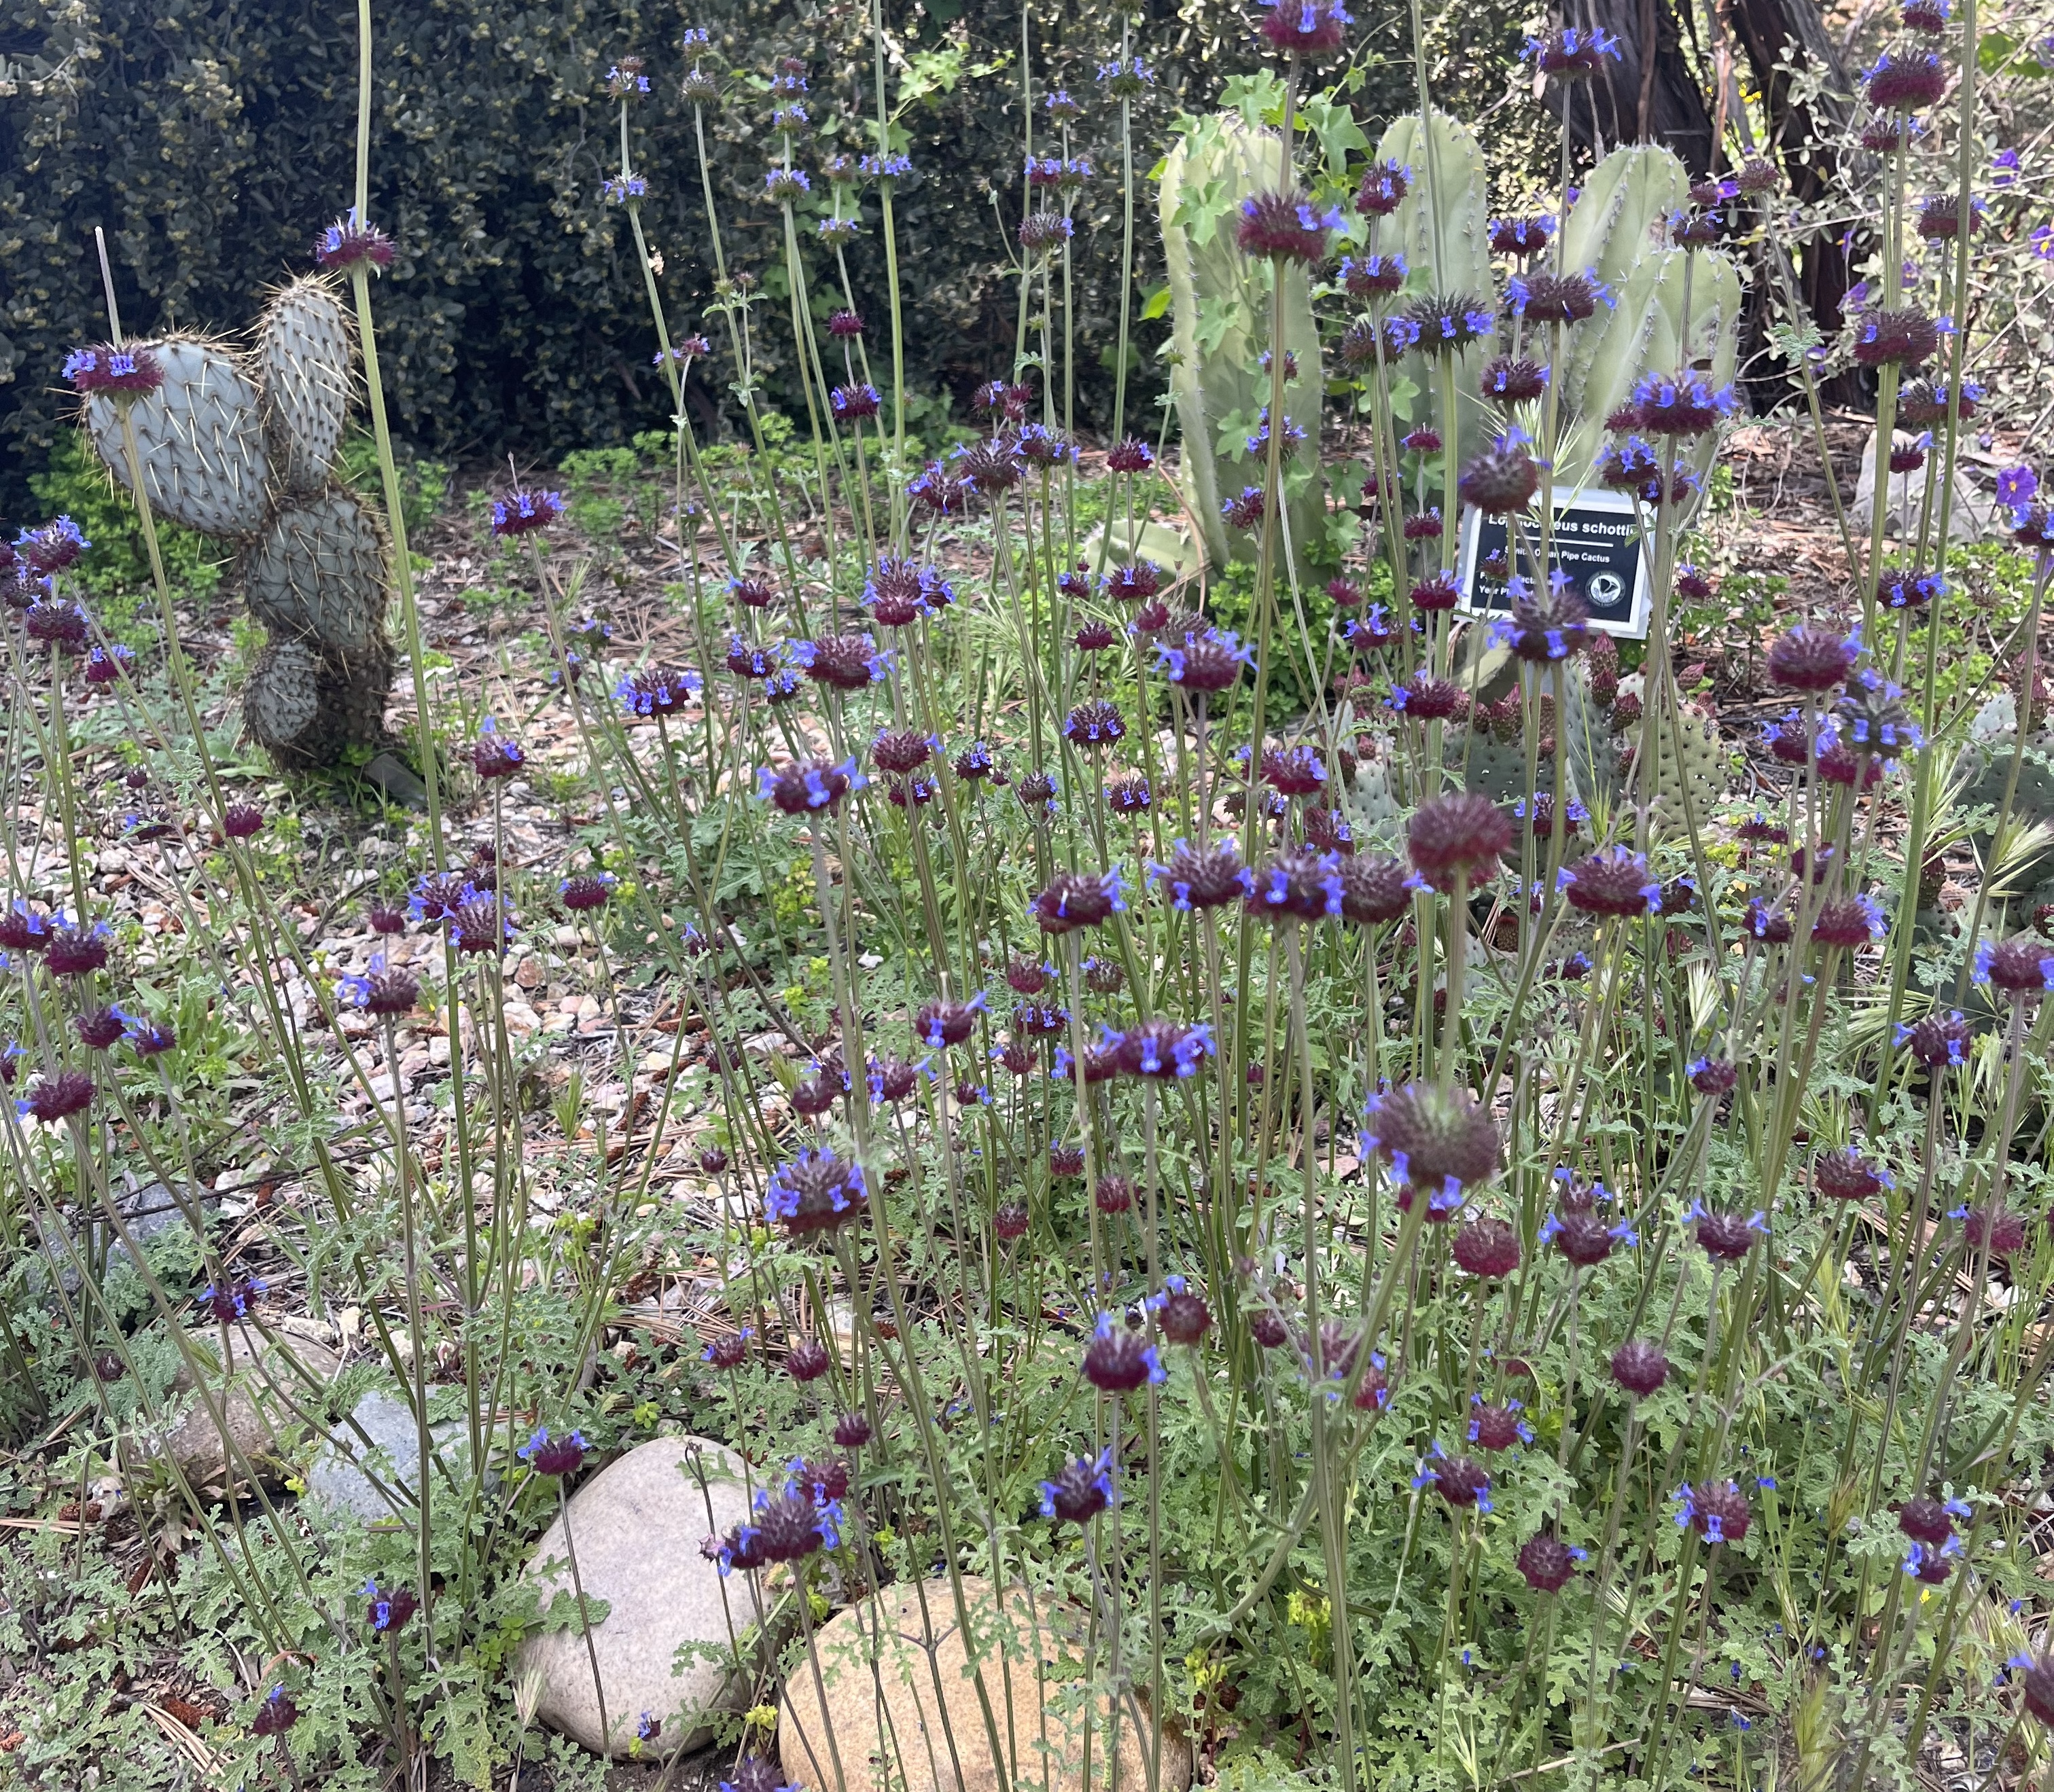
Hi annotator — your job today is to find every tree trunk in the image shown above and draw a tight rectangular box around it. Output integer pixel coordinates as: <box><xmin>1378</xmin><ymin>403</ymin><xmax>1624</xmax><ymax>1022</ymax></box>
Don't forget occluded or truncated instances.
<box><xmin>1727</xmin><ymin>0</ymin><xmax>1871</xmax><ymax>400</ymax></box>
<box><xmin>1542</xmin><ymin>0</ymin><xmax>1716</xmax><ymax>172</ymax></box>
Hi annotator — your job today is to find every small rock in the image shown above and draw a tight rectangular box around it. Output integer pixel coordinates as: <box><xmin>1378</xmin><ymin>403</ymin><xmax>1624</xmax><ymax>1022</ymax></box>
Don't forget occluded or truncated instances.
<box><xmin>158</xmin><ymin>1327</ymin><xmax>342</xmax><ymax>1493</ymax></box>
<box><xmin>503</xmin><ymin>1001</ymin><xmax>544</xmax><ymax>1037</ymax></box>
<box><xmin>1855</xmin><ymin>431</ymin><xmax>1995</xmax><ymax>543</ymax></box>
<box><xmin>364</xmin><ymin>751</ymin><xmax>429</xmax><ymax>808</ymax></box>
<box><xmin>306</xmin><ymin>1388</ymin><xmax>480</xmax><ymax>1523</ymax></box>
<box><xmin>517</xmin><ymin>1435</ymin><xmax>762</xmax><ymax>1758</ymax></box>
<box><xmin>779</xmin><ymin>1575</ymin><xmax>1192</xmax><ymax>1792</ymax></box>
<box><xmin>514</xmin><ymin>957</ymin><xmax>545</xmax><ymax>990</ymax></box>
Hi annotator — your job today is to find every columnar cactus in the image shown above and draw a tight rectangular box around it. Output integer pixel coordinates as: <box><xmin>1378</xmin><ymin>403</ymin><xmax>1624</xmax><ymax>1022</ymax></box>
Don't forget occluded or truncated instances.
<box><xmin>1158</xmin><ymin>113</ymin><xmax>1327</xmax><ymax>581</ymax></box>
<box><xmin>1370</xmin><ymin>109</ymin><xmax>1498</xmax><ymax>468</ymax></box>
<box><xmin>82</xmin><ymin>276</ymin><xmax>393</xmax><ymax>769</ymax></box>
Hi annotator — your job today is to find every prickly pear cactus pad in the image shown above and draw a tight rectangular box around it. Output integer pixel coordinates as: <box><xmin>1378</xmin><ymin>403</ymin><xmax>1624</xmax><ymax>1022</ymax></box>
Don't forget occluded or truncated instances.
<box><xmin>256</xmin><ymin>279</ymin><xmax>353</xmax><ymax>494</ymax></box>
<box><xmin>243</xmin><ymin>490</ymin><xmax>388</xmax><ymax>655</ymax></box>
<box><xmin>84</xmin><ymin>337</ymin><xmax>270</xmax><ymax>537</ymax></box>
<box><xmin>244</xmin><ymin>637</ymin><xmax>323</xmax><ymax>751</ymax></box>
<box><xmin>79</xmin><ymin>283</ymin><xmax>395</xmax><ymax>770</ymax></box>
<box><xmin>245</xmin><ymin>635</ymin><xmax>395</xmax><ymax>769</ymax></box>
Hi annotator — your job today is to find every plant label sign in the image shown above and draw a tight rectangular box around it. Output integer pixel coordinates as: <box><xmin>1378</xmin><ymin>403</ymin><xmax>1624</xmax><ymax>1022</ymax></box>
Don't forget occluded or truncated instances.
<box><xmin>1456</xmin><ymin>488</ymin><xmax>1653</xmax><ymax>640</ymax></box>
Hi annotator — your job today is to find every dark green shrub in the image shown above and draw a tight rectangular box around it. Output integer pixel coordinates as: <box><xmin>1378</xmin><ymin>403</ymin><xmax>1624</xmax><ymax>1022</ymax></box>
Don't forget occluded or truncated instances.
<box><xmin>1</xmin><ymin>0</ymin><xmax>1534</xmax><ymax>514</ymax></box>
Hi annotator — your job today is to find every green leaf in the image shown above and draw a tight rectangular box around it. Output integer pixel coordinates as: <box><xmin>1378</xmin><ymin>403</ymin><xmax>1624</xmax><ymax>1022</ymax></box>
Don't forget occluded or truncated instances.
<box><xmin>1297</xmin><ymin>94</ymin><xmax>1370</xmax><ymax>181</ymax></box>
<box><xmin>1979</xmin><ymin>29</ymin><xmax>2049</xmax><ymax>73</ymax></box>
<box><xmin>1141</xmin><ymin>283</ymin><xmax>1173</xmax><ymax>321</ymax></box>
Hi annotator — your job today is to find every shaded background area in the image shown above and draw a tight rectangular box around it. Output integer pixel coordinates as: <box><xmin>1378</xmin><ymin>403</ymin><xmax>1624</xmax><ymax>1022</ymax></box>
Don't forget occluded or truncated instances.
<box><xmin>2</xmin><ymin>0</ymin><xmax>1856</xmax><ymax>513</ymax></box>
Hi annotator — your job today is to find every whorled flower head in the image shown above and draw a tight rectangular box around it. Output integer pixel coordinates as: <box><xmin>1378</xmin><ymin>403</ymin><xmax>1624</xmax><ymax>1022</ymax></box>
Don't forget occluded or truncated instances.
<box><xmin>1415</xmin><ymin>1446</ymin><xmax>1493</xmax><ymax>1510</ymax></box>
<box><xmin>1492</xmin><ymin>575</ymin><xmax>1590</xmax><ymax>663</ymax></box>
<box><xmin>615</xmin><ymin>664</ymin><xmax>703</xmax><ymax>716</ymax></box>
<box><xmin>1457</xmin><ymin>431</ymin><xmax>1541</xmax><ymax>515</ymax></box>
<box><xmin>1082</xmin><ymin>1311</ymin><xmax>1164</xmax><ymax>1393</ymax></box>
<box><xmin>756</xmin><ymin>756</ymin><xmax>862</xmax><ymax>816</ymax></box>
<box><xmin>1510</xmin><ymin>269</ymin><xmax>1607</xmax><ymax>328</ymax></box>
<box><xmin>1018</xmin><ymin>211</ymin><xmax>1074</xmax><ymax>255</ymax></box>
<box><xmin>1148</xmin><ymin>840</ymin><xmax>1253</xmax><ymax>912</ymax></box>
<box><xmin>1354</xmin><ymin>158</ymin><xmax>1409</xmax><ymax>216</ymax></box>
<box><xmin>362</xmin><ymin>1580</ymin><xmax>419</xmax><ymax>1632</ymax></box>
<box><xmin>17</xmin><ymin>1067</ymin><xmax>94</xmax><ymax>1124</ymax></box>
<box><xmin>1629</xmin><ymin>372</ymin><xmax>1737</xmax><ymax>438</ymax></box>
<box><xmin>1341</xmin><ymin>252</ymin><xmax>1408</xmax><ymax>298</ymax></box>
<box><xmin>1110</xmin><ymin>1018</ymin><xmax>1214</xmax><ymax>1079</ymax></box>
<box><xmin>1897</xmin><ymin>378</ymin><xmax>1979</xmax><ymax>427</ymax></box>
<box><xmin>1896</xmin><ymin>1010</ymin><xmax>1970</xmax><ymax>1069</ymax></box>
<box><xmin>1236</xmin><ymin>190</ymin><xmax>1344</xmax><ymax>262</ymax></box>
<box><xmin>251</xmin><ymin>1685</ymin><xmax>300</xmax><ymax>1738</ymax></box>
<box><xmin>1838</xmin><ymin>671</ymin><xmax>1920</xmax><ymax>757</ymax></box>
<box><xmin>1489</xmin><ymin>215</ymin><xmax>1555</xmax><ymax>258</ymax></box>
<box><xmin>491</xmin><ymin>486</ymin><xmax>565</xmax><ymax>537</ymax></box>
<box><xmin>1898</xmin><ymin>1494</ymin><xmax>1968</xmax><ymax>1547</ymax></box>
<box><xmin>1812</xmin><ymin>895</ymin><xmax>1888</xmax><ymax>950</ymax></box>
<box><xmin>1766</xmin><ymin>625</ymin><xmax>1858</xmax><ymax>693</ymax></box>
<box><xmin>1545</xmin><ymin>1201</ymin><xmax>1633</xmax><ymax>1268</ymax></box>
<box><xmin>1408</xmin><ymin>793</ymin><xmax>1513</xmax><ymax>893</ymax></box>
<box><xmin>1034</xmin><ymin>867</ymin><xmax>1124</xmax><ymax>934</ymax></box>
<box><xmin>1094</xmin><ymin>1175</ymin><xmax>1133</xmax><ymax>1215</ymax></box>
<box><xmin>1402</xmin><ymin>294</ymin><xmax>1496</xmax><ymax>354</ymax></box>
<box><xmin>1409</xmin><ymin>573</ymin><xmax>1461</xmax><ymax>612</ymax></box>
<box><xmin>1156</xmin><ymin>627</ymin><xmax>1254</xmax><ymax>694</ymax></box>
<box><xmin>23</xmin><ymin>601</ymin><xmax>90</xmax><ymax>653</ymax></box>
<box><xmin>790</xmin><ymin>633</ymin><xmax>887</xmax><ymax>692</ymax></box>
<box><xmin>64</xmin><ymin>344</ymin><xmax>164</xmax><ymax>397</ymax></box>
<box><xmin>1525</xmin><ymin>24</ymin><xmax>1622</xmax><ymax>75</ymax></box>
<box><xmin>1388</xmin><ymin>675</ymin><xmax>1469</xmax><ymax>722</ymax></box>
<box><xmin>1975</xmin><ymin>935</ymin><xmax>2054</xmax><ymax>997</ymax></box>
<box><xmin>1559</xmin><ymin>846</ymin><xmax>1661</xmax><ymax>918</ymax></box>
<box><xmin>1467</xmin><ymin>1399</ymin><xmax>1530</xmax><ymax>1451</ymax></box>
<box><xmin>1480</xmin><ymin>355</ymin><xmax>1548</xmax><ymax>404</ymax></box>
<box><xmin>449</xmin><ymin>891</ymin><xmax>513</xmax><ymax>956</ymax></box>
<box><xmin>1361</xmin><ymin>1081</ymin><xmax>1502</xmax><ymax>1211</ymax></box>
<box><xmin>1063</xmin><ymin>699</ymin><xmax>1125</xmax><ymax>749</ymax></box>
<box><xmin>42</xmin><ymin>918</ymin><xmax>109</xmax><ymax>978</ymax></box>
<box><xmin>1517</xmin><ymin>1533</ymin><xmax>1584</xmax><ymax>1592</ymax></box>
<box><xmin>315</xmin><ymin>211</ymin><xmax>396</xmax><ymax>273</ymax></box>
<box><xmin>1152</xmin><ymin>1276</ymin><xmax>1211</xmax><ymax>1346</ymax></box>
<box><xmin>1852</xmin><ymin>307</ymin><xmax>1942</xmax><ymax>369</ymax></box>
<box><xmin>1334</xmin><ymin>855</ymin><xmax>1411</xmax><ymax>928</ymax></box>
<box><xmin>1611</xmin><ymin>1339</ymin><xmax>1670</xmax><ymax>1397</ymax></box>
<box><xmin>517</xmin><ymin>1426</ymin><xmax>588</xmax><ymax>1477</ymax></box>
<box><xmin>338</xmin><ymin>954</ymin><xmax>421</xmax><ymax>1017</ymax></box>
<box><xmin>1451</xmin><ymin>1215</ymin><xmax>1520</xmax><ymax>1278</ymax></box>
<box><xmin>1812</xmin><ymin>1146</ymin><xmax>1890</xmax><ymax>1202</ymax></box>
<box><xmin>1866</xmin><ymin>49</ymin><xmax>1945</xmax><ymax>109</ymax></box>
<box><xmin>915</xmin><ymin>994</ymin><xmax>985</xmax><ymax>1050</ymax></box>
<box><xmin>765</xmin><ymin>1148</ymin><xmax>868</xmax><ymax>1236</ymax></box>
<box><xmin>1256</xmin><ymin>0</ymin><xmax>1351</xmax><ymax>53</ymax></box>
<box><xmin>1246</xmin><ymin>848</ymin><xmax>1343</xmax><ymax>925</ymax></box>
<box><xmin>1040</xmin><ymin>1448</ymin><xmax>1116</xmax><ymax>1524</ymax></box>
<box><xmin>1674</xmin><ymin>1478</ymin><xmax>1752</xmax><ymax>1544</ymax></box>
<box><xmin>1691</xmin><ymin>1202</ymin><xmax>1767</xmax><ymax>1261</ymax></box>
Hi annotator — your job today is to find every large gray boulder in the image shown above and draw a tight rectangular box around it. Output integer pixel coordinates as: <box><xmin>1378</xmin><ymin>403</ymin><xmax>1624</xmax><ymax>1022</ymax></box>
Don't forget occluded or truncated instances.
<box><xmin>516</xmin><ymin>1435</ymin><xmax>762</xmax><ymax>1758</ymax></box>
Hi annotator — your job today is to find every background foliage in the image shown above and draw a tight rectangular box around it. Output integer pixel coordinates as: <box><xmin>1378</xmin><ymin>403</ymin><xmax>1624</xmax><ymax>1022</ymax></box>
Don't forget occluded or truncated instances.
<box><xmin>0</xmin><ymin>0</ymin><xmax>1541</xmax><ymax>514</ymax></box>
